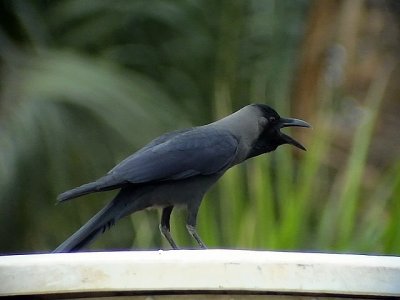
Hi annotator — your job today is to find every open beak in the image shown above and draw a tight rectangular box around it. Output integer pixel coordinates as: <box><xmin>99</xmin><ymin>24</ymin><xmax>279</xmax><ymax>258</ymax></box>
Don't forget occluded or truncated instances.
<box><xmin>278</xmin><ymin>117</ymin><xmax>311</xmax><ymax>151</ymax></box>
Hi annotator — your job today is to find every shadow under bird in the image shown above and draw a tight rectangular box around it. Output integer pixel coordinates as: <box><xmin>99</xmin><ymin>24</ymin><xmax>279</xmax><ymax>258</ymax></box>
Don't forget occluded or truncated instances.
<box><xmin>54</xmin><ymin>104</ymin><xmax>311</xmax><ymax>252</ymax></box>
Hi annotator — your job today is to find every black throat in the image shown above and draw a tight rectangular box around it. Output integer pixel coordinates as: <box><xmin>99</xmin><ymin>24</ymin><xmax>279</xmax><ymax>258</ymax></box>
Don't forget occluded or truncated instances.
<box><xmin>246</xmin><ymin>129</ymin><xmax>280</xmax><ymax>159</ymax></box>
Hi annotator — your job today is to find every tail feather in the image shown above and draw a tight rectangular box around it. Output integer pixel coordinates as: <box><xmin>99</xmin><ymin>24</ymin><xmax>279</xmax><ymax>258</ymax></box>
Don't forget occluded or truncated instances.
<box><xmin>53</xmin><ymin>200</ymin><xmax>120</xmax><ymax>253</ymax></box>
<box><xmin>57</xmin><ymin>182</ymin><xmax>101</xmax><ymax>202</ymax></box>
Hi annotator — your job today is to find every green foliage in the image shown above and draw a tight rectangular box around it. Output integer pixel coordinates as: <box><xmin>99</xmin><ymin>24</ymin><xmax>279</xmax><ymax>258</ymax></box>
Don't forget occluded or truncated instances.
<box><xmin>0</xmin><ymin>0</ymin><xmax>398</xmax><ymax>255</ymax></box>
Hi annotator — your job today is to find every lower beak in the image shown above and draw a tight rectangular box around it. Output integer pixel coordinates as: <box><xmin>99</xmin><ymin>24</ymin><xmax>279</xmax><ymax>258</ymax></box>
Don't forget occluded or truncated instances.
<box><xmin>279</xmin><ymin>117</ymin><xmax>311</xmax><ymax>151</ymax></box>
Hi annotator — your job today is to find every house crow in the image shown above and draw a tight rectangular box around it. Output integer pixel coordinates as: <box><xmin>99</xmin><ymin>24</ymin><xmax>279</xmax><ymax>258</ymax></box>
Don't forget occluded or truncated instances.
<box><xmin>53</xmin><ymin>104</ymin><xmax>310</xmax><ymax>252</ymax></box>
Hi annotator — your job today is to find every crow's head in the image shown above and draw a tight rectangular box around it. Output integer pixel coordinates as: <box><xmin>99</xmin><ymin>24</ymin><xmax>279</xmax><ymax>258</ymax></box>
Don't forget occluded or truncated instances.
<box><xmin>248</xmin><ymin>104</ymin><xmax>311</xmax><ymax>158</ymax></box>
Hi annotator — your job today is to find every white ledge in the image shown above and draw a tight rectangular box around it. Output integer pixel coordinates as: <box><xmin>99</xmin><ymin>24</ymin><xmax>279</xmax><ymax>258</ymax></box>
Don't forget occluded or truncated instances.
<box><xmin>0</xmin><ymin>250</ymin><xmax>399</xmax><ymax>298</ymax></box>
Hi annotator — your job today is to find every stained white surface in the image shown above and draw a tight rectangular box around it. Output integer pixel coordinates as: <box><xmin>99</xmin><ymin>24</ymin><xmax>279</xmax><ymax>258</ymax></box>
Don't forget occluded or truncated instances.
<box><xmin>0</xmin><ymin>250</ymin><xmax>399</xmax><ymax>297</ymax></box>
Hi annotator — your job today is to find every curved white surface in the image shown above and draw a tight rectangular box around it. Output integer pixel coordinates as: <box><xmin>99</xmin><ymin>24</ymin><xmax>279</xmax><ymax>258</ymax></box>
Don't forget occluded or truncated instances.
<box><xmin>0</xmin><ymin>250</ymin><xmax>399</xmax><ymax>297</ymax></box>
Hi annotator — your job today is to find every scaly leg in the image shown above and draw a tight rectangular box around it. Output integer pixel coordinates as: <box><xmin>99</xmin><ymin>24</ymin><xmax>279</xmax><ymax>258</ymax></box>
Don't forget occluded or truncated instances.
<box><xmin>159</xmin><ymin>206</ymin><xmax>178</xmax><ymax>249</ymax></box>
<box><xmin>186</xmin><ymin>201</ymin><xmax>207</xmax><ymax>249</ymax></box>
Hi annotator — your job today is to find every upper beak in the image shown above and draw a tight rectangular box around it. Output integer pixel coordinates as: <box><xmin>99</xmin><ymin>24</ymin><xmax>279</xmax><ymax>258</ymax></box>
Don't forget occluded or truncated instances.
<box><xmin>278</xmin><ymin>117</ymin><xmax>311</xmax><ymax>151</ymax></box>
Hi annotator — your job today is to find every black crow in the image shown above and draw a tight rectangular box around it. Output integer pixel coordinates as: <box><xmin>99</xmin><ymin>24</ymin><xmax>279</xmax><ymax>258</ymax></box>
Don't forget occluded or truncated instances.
<box><xmin>54</xmin><ymin>104</ymin><xmax>310</xmax><ymax>252</ymax></box>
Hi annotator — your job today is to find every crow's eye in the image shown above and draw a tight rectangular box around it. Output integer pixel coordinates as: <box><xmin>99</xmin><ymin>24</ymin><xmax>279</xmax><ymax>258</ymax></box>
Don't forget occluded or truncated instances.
<box><xmin>269</xmin><ymin>116</ymin><xmax>276</xmax><ymax>122</ymax></box>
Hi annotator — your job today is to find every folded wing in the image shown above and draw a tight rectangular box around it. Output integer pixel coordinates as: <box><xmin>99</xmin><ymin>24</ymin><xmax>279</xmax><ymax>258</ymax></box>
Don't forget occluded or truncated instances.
<box><xmin>108</xmin><ymin>127</ymin><xmax>238</xmax><ymax>183</ymax></box>
<box><xmin>58</xmin><ymin>127</ymin><xmax>238</xmax><ymax>202</ymax></box>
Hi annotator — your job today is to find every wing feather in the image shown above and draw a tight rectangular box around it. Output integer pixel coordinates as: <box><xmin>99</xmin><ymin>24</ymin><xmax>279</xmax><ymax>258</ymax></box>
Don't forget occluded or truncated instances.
<box><xmin>101</xmin><ymin>127</ymin><xmax>238</xmax><ymax>186</ymax></box>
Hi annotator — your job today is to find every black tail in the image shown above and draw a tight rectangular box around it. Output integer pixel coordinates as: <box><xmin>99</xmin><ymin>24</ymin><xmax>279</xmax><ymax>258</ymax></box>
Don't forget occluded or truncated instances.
<box><xmin>57</xmin><ymin>182</ymin><xmax>101</xmax><ymax>202</ymax></box>
<box><xmin>53</xmin><ymin>200</ymin><xmax>121</xmax><ymax>253</ymax></box>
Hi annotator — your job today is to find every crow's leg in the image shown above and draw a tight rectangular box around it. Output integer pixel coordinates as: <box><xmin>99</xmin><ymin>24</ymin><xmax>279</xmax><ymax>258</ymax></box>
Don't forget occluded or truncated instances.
<box><xmin>186</xmin><ymin>201</ymin><xmax>207</xmax><ymax>249</ymax></box>
<box><xmin>159</xmin><ymin>205</ymin><xmax>178</xmax><ymax>249</ymax></box>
